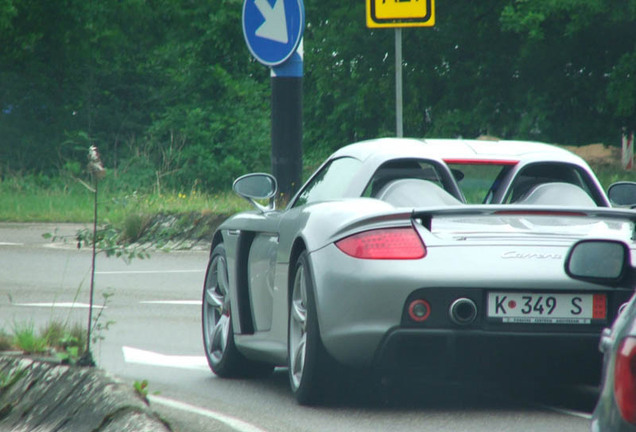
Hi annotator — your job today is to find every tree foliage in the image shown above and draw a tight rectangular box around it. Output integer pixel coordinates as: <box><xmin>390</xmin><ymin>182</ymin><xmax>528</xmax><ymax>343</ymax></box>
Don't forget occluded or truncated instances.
<box><xmin>0</xmin><ymin>0</ymin><xmax>634</xmax><ymax>190</ymax></box>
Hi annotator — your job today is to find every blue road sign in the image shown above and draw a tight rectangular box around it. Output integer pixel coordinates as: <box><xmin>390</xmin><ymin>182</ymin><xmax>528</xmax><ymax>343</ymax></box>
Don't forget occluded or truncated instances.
<box><xmin>242</xmin><ymin>0</ymin><xmax>305</xmax><ymax>67</ymax></box>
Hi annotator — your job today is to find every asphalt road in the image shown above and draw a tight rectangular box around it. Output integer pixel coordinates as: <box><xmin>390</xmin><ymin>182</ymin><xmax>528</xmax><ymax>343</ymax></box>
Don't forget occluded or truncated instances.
<box><xmin>0</xmin><ymin>223</ymin><xmax>595</xmax><ymax>432</ymax></box>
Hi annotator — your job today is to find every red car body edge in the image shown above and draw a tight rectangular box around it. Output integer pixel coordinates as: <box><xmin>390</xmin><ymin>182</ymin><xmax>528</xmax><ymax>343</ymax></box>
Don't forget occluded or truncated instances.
<box><xmin>615</xmin><ymin>336</ymin><xmax>636</xmax><ymax>424</ymax></box>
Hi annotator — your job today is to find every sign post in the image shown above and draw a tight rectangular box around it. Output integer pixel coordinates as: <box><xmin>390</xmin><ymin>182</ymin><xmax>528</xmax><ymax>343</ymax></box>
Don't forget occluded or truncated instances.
<box><xmin>366</xmin><ymin>0</ymin><xmax>435</xmax><ymax>137</ymax></box>
<box><xmin>243</xmin><ymin>0</ymin><xmax>305</xmax><ymax>205</ymax></box>
<box><xmin>395</xmin><ymin>28</ymin><xmax>403</xmax><ymax>137</ymax></box>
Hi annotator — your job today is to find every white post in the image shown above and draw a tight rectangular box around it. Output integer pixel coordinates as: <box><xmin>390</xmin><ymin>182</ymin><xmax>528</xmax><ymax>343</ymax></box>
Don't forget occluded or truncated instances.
<box><xmin>622</xmin><ymin>130</ymin><xmax>634</xmax><ymax>171</ymax></box>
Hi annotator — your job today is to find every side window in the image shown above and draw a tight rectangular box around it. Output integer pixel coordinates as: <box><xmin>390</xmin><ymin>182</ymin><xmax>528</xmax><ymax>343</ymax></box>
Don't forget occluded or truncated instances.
<box><xmin>292</xmin><ymin>157</ymin><xmax>362</xmax><ymax>208</ymax></box>
<box><xmin>363</xmin><ymin>159</ymin><xmax>445</xmax><ymax>197</ymax></box>
<box><xmin>506</xmin><ymin>163</ymin><xmax>596</xmax><ymax>203</ymax></box>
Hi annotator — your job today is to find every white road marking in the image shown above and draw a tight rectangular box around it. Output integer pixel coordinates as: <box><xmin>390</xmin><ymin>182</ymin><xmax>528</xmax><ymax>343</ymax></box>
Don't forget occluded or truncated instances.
<box><xmin>0</xmin><ymin>242</ymin><xmax>23</xmax><ymax>246</ymax></box>
<box><xmin>42</xmin><ymin>243</ymin><xmax>65</xmax><ymax>249</ymax></box>
<box><xmin>540</xmin><ymin>404</ymin><xmax>593</xmax><ymax>420</ymax></box>
<box><xmin>149</xmin><ymin>395</ymin><xmax>270</xmax><ymax>432</ymax></box>
<box><xmin>140</xmin><ymin>300</ymin><xmax>202</xmax><ymax>306</ymax></box>
<box><xmin>14</xmin><ymin>302</ymin><xmax>105</xmax><ymax>309</ymax></box>
<box><xmin>122</xmin><ymin>346</ymin><xmax>208</xmax><ymax>371</ymax></box>
<box><xmin>96</xmin><ymin>269</ymin><xmax>203</xmax><ymax>275</ymax></box>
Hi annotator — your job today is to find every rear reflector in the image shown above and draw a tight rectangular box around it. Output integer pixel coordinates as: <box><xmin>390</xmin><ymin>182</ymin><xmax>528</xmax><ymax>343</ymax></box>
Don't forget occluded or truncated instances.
<box><xmin>408</xmin><ymin>299</ymin><xmax>431</xmax><ymax>322</ymax></box>
<box><xmin>615</xmin><ymin>337</ymin><xmax>636</xmax><ymax>424</ymax></box>
<box><xmin>335</xmin><ymin>227</ymin><xmax>426</xmax><ymax>260</ymax></box>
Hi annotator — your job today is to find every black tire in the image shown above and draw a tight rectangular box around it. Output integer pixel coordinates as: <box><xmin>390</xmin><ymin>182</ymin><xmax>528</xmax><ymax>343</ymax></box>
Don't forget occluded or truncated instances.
<box><xmin>202</xmin><ymin>243</ymin><xmax>272</xmax><ymax>378</ymax></box>
<box><xmin>288</xmin><ymin>251</ymin><xmax>333</xmax><ymax>405</ymax></box>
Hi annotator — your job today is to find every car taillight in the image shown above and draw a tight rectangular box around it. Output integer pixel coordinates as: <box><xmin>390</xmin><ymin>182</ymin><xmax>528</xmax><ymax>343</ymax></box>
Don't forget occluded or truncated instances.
<box><xmin>615</xmin><ymin>337</ymin><xmax>636</xmax><ymax>424</ymax></box>
<box><xmin>335</xmin><ymin>227</ymin><xmax>426</xmax><ymax>259</ymax></box>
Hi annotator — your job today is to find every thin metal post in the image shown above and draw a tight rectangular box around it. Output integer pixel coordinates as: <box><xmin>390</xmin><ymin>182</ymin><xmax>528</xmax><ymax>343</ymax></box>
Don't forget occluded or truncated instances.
<box><xmin>84</xmin><ymin>181</ymin><xmax>98</xmax><ymax>365</ymax></box>
<box><xmin>395</xmin><ymin>28</ymin><xmax>403</xmax><ymax>138</ymax></box>
<box><xmin>78</xmin><ymin>178</ymin><xmax>97</xmax><ymax>367</ymax></box>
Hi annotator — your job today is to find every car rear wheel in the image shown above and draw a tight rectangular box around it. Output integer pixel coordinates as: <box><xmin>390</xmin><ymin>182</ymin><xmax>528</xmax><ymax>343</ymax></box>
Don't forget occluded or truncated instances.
<box><xmin>202</xmin><ymin>243</ymin><xmax>272</xmax><ymax>378</ymax></box>
<box><xmin>288</xmin><ymin>251</ymin><xmax>332</xmax><ymax>405</ymax></box>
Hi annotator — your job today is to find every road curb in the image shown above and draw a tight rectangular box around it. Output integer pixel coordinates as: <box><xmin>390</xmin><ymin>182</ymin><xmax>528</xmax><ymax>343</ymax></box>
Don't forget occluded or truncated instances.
<box><xmin>0</xmin><ymin>356</ymin><xmax>172</xmax><ymax>431</ymax></box>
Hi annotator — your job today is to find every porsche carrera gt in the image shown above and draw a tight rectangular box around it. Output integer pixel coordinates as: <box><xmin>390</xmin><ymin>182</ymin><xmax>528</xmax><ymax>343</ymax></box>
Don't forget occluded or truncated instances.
<box><xmin>201</xmin><ymin>137</ymin><xmax>636</xmax><ymax>405</ymax></box>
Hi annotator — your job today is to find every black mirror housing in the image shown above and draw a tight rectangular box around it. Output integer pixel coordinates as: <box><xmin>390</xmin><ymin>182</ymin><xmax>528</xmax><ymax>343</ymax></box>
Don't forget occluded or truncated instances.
<box><xmin>608</xmin><ymin>181</ymin><xmax>636</xmax><ymax>207</ymax></box>
<box><xmin>565</xmin><ymin>239</ymin><xmax>630</xmax><ymax>284</ymax></box>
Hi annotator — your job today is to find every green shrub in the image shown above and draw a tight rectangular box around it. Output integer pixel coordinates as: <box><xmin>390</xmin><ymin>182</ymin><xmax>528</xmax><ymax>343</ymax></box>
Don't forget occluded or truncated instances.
<box><xmin>122</xmin><ymin>213</ymin><xmax>152</xmax><ymax>243</ymax></box>
<box><xmin>12</xmin><ymin>322</ymin><xmax>48</xmax><ymax>354</ymax></box>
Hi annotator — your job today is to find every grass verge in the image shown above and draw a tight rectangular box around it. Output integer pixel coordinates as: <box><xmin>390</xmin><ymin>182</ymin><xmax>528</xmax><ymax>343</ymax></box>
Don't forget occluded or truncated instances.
<box><xmin>1</xmin><ymin>154</ymin><xmax>635</xmax><ymax>246</ymax></box>
<box><xmin>0</xmin><ymin>180</ymin><xmax>249</xmax><ymax>224</ymax></box>
<box><xmin>0</xmin><ymin>178</ymin><xmax>251</xmax><ymax>245</ymax></box>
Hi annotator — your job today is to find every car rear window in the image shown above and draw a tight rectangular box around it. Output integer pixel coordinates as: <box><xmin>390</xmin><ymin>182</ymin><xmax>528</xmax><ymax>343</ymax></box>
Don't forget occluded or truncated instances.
<box><xmin>504</xmin><ymin>162</ymin><xmax>598</xmax><ymax>204</ymax></box>
<box><xmin>363</xmin><ymin>159</ymin><xmax>446</xmax><ymax>198</ymax></box>
<box><xmin>446</xmin><ymin>161</ymin><xmax>515</xmax><ymax>204</ymax></box>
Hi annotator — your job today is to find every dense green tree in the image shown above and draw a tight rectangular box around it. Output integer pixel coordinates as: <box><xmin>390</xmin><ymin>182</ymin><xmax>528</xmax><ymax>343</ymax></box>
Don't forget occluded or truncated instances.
<box><xmin>304</xmin><ymin>1</ymin><xmax>394</xmax><ymax>154</ymax></box>
<box><xmin>0</xmin><ymin>0</ymin><xmax>16</xmax><ymax>30</ymax></box>
<box><xmin>304</xmin><ymin>1</ymin><xmax>636</xmax><ymax>149</ymax></box>
<box><xmin>0</xmin><ymin>0</ymin><xmax>270</xmax><ymax>190</ymax></box>
<box><xmin>0</xmin><ymin>1</ymin><xmax>634</xmax><ymax>189</ymax></box>
<box><xmin>500</xmin><ymin>0</ymin><xmax>636</xmax><ymax>140</ymax></box>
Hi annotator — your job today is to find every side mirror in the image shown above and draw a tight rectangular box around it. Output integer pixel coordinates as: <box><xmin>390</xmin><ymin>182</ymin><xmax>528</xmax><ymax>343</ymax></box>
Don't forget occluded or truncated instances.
<box><xmin>565</xmin><ymin>239</ymin><xmax>630</xmax><ymax>284</ymax></box>
<box><xmin>608</xmin><ymin>181</ymin><xmax>636</xmax><ymax>207</ymax></box>
<box><xmin>233</xmin><ymin>173</ymin><xmax>278</xmax><ymax>212</ymax></box>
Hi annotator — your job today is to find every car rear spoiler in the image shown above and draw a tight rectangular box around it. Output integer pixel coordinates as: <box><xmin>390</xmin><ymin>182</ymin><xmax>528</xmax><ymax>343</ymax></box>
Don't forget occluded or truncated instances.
<box><xmin>413</xmin><ymin>205</ymin><xmax>636</xmax><ymax>239</ymax></box>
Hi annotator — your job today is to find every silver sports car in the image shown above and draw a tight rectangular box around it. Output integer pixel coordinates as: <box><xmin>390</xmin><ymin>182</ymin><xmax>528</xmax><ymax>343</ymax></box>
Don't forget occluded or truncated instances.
<box><xmin>201</xmin><ymin>138</ymin><xmax>636</xmax><ymax>404</ymax></box>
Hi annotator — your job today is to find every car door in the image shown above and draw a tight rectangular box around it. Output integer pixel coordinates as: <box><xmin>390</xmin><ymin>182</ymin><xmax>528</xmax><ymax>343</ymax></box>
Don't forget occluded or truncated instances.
<box><xmin>244</xmin><ymin>211</ymin><xmax>284</xmax><ymax>333</ymax></box>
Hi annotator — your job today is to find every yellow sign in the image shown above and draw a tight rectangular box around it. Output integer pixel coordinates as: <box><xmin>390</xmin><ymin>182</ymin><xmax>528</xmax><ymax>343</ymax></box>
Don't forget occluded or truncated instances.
<box><xmin>366</xmin><ymin>0</ymin><xmax>435</xmax><ymax>28</ymax></box>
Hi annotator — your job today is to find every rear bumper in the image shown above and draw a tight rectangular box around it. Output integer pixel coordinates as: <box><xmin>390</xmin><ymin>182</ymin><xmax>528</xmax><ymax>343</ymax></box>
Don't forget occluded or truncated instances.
<box><xmin>374</xmin><ymin>328</ymin><xmax>602</xmax><ymax>384</ymax></box>
<box><xmin>308</xmin><ymin>244</ymin><xmax>630</xmax><ymax>385</ymax></box>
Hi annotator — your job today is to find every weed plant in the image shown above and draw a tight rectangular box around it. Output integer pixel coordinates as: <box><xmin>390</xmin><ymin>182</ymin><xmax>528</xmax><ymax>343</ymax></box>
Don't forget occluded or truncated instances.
<box><xmin>11</xmin><ymin>322</ymin><xmax>49</xmax><ymax>354</ymax></box>
<box><xmin>1</xmin><ymin>320</ymin><xmax>87</xmax><ymax>362</ymax></box>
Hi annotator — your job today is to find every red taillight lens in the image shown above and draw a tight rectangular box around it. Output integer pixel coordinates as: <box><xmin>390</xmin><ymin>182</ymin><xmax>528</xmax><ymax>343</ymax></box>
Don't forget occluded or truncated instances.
<box><xmin>335</xmin><ymin>227</ymin><xmax>426</xmax><ymax>260</ymax></box>
<box><xmin>614</xmin><ymin>337</ymin><xmax>636</xmax><ymax>424</ymax></box>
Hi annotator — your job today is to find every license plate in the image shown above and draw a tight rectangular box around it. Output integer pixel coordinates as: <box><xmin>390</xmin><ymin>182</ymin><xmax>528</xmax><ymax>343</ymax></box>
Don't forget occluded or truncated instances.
<box><xmin>487</xmin><ymin>292</ymin><xmax>606</xmax><ymax>324</ymax></box>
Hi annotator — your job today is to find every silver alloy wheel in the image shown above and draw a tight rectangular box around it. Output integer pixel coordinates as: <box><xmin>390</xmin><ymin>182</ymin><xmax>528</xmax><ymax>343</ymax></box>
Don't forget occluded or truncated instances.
<box><xmin>203</xmin><ymin>250</ymin><xmax>231</xmax><ymax>367</ymax></box>
<box><xmin>289</xmin><ymin>262</ymin><xmax>308</xmax><ymax>390</ymax></box>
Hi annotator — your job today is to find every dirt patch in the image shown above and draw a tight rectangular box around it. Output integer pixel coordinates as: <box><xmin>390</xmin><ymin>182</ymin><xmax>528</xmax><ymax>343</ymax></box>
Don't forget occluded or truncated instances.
<box><xmin>476</xmin><ymin>135</ymin><xmax>625</xmax><ymax>167</ymax></box>
<box><xmin>138</xmin><ymin>211</ymin><xmax>229</xmax><ymax>250</ymax></box>
<box><xmin>565</xmin><ymin>143</ymin><xmax>622</xmax><ymax>167</ymax></box>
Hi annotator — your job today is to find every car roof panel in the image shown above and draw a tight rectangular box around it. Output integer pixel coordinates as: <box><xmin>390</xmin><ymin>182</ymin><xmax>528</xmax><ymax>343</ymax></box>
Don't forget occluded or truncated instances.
<box><xmin>331</xmin><ymin>137</ymin><xmax>583</xmax><ymax>165</ymax></box>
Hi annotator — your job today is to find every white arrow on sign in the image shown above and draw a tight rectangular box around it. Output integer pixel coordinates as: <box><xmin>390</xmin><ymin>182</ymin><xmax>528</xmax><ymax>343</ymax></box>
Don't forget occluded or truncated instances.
<box><xmin>254</xmin><ymin>0</ymin><xmax>288</xmax><ymax>44</ymax></box>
